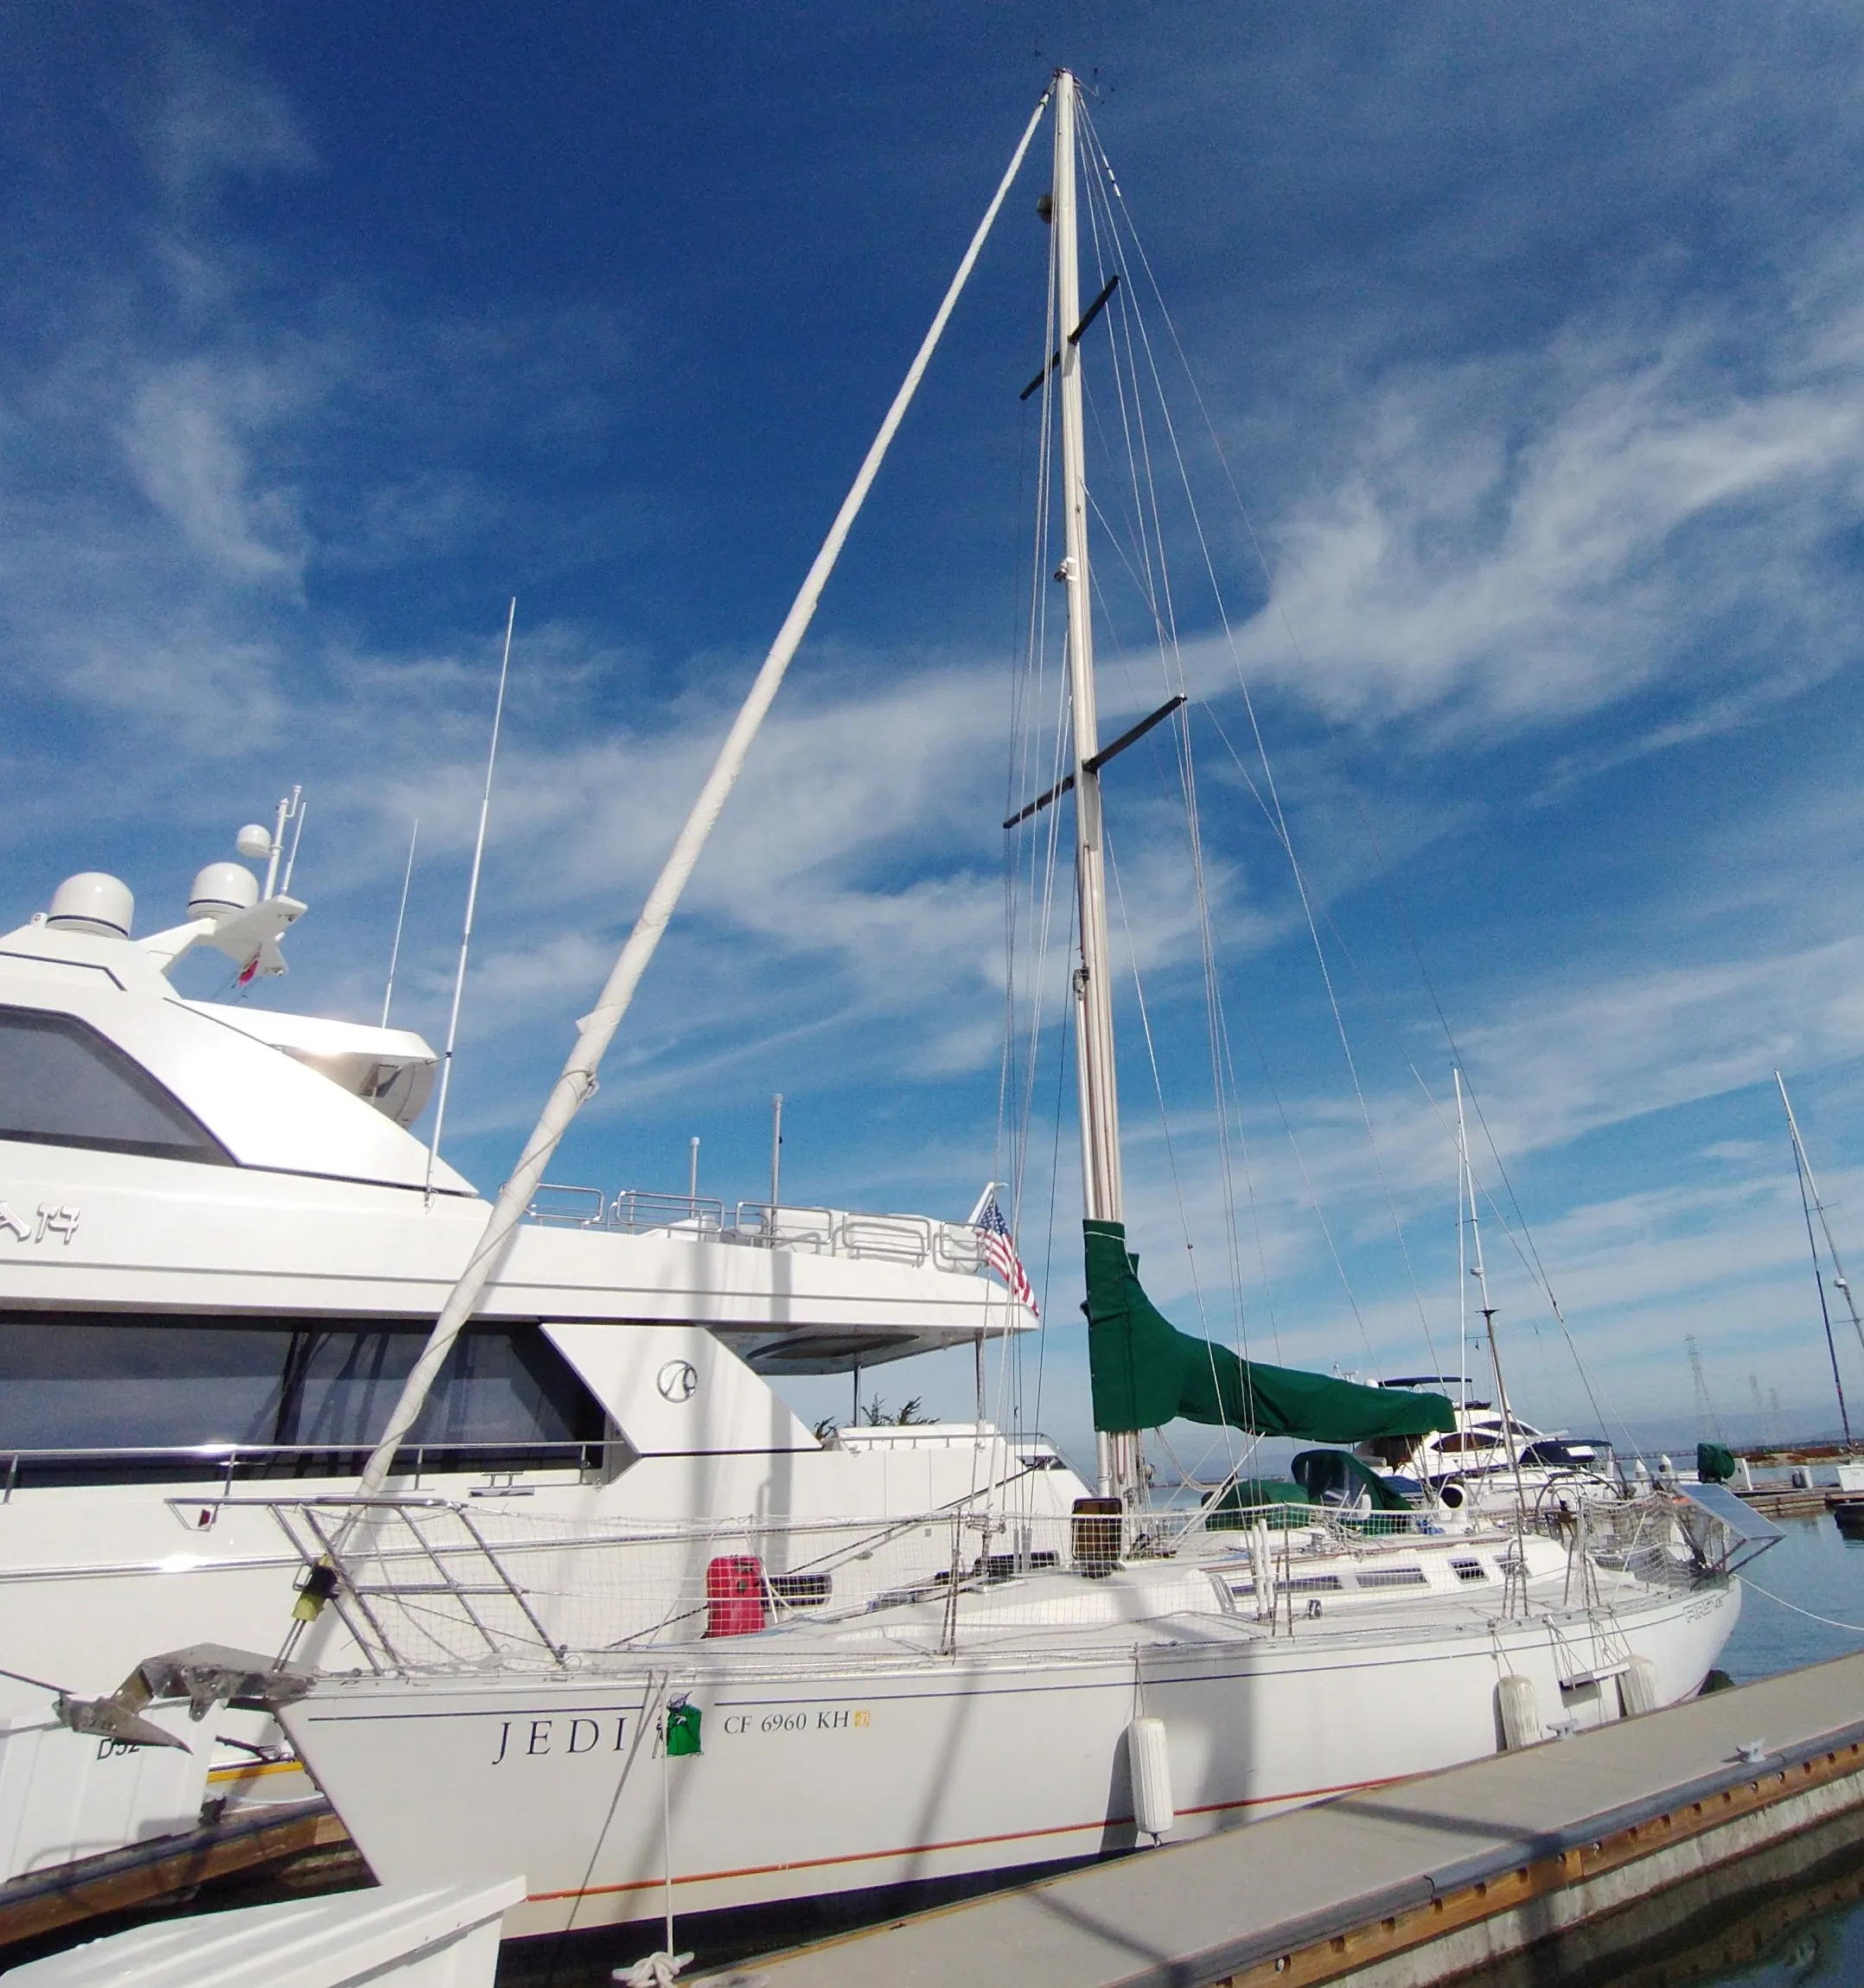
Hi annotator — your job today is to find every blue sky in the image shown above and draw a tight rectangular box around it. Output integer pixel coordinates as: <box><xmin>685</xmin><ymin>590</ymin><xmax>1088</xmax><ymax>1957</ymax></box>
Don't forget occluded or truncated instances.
<box><xmin>8</xmin><ymin>4</ymin><xmax>1864</xmax><ymax>1465</ymax></box>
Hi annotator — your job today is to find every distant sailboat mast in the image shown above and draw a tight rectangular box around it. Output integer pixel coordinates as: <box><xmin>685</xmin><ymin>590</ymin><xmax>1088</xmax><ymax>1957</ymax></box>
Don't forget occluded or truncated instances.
<box><xmin>1778</xmin><ymin>1070</ymin><xmax>1859</xmax><ymax>1450</ymax></box>
<box><xmin>1050</xmin><ymin>72</ymin><xmax>1133</xmax><ymax>1502</ymax></box>
<box><xmin>1457</xmin><ymin>1069</ymin><xmax>1529</xmax><ymax>1600</ymax></box>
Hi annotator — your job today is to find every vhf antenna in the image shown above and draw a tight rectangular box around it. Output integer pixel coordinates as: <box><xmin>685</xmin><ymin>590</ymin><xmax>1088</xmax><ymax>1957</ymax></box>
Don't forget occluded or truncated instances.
<box><xmin>425</xmin><ymin>601</ymin><xmax>516</xmax><ymax>1204</ymax></box>
<box><xmin>262</xmin><ymin>787</ymin><xmax>303</xmax><ymax>900</ymax></box>
<box><xmin>381</xmin><ymin>819</ymin><xmax>419</xmax><ymax>1029</ymax></box>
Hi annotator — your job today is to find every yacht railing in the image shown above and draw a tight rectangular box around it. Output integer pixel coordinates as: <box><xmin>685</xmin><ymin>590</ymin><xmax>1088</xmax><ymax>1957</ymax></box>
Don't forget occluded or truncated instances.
<box><xmin>520</xmin><ymin>1183</ymin><xmax>988</xmax><ymax>1275</ymax></box>
<box><xmin>233</xmin><ymin>1488</ymin><xmax>1727</xmax><ymax>1675</ymax></box>
<box><xmin>610</xmin><ymin>1188</ymin><xmax>727</xmax><ymax>1233</ymax></box>
<box><xmin>0</xmin><ymin>1437</ymin><xmax>620</xmax><ymax>1501</ymax></box>
<box><xmin>523</xmin><ymin>1183</ymin><xmax>611</xmax><ymax>1228</ymax></box>
<box><xmin>261</xmin><ymin>1496</ymin><xmax>1246</xmax><ymax>1671</ymax></box>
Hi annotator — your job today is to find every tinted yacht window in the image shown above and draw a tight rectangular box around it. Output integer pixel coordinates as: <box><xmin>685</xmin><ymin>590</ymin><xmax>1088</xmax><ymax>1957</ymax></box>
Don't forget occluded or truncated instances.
<box><xmin>0</xmin><ymin>1008</ymin><xmax>227</xmax><ymax>1161</ymax></box>
<box><xmin>0</xmin><ymin>1314</ymin><xmax>604</xmax><ymax>1481</ymax></box>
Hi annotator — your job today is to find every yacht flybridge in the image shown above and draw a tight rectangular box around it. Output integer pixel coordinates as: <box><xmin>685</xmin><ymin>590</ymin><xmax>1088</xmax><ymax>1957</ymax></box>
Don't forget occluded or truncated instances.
<box><xmin>0</xmin><ymin>844</ymin><xmax>1074</xmax><ymax>1735</ymax></box>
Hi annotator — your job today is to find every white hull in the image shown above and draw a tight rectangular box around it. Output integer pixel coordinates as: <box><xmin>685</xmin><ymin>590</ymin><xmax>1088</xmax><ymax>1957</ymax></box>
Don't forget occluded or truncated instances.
<box><xmin>278</xmin><ymin>1544</ymin><xmax>1739</xmax><ymax>1939</ymax></box>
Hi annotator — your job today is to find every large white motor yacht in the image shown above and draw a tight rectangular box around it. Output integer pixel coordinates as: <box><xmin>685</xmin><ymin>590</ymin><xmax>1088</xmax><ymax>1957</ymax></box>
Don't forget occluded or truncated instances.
<box><xmin>0</xmin><ymin>844</ymin><xmax>1081</xmax><ymax>1875</ymax></box>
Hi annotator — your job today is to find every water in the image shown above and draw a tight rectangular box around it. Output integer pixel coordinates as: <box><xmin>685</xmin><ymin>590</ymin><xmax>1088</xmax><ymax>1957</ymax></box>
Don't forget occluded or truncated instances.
<box><xmin>1698</xmin><ymin>1899</ymin><xmax>1864</xmax><ymax>1988</ymax></box>
<box><xmin>1686</xmin><ymin>1513</ymin><xmax>1864</xmax><ymax>1988</ymax></box>
<box><xmin>1720</xmin><ymin>1512</ymin><xmax>1864</xmax><ymax>1682</ymax></box>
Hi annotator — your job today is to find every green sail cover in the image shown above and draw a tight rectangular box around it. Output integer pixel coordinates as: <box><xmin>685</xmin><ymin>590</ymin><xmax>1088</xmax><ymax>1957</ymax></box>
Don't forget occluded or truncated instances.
<box><xmin>1084</xmin><ymin>1219</ymin><xmax>1457</xmax><ymax>1441</ymax></box>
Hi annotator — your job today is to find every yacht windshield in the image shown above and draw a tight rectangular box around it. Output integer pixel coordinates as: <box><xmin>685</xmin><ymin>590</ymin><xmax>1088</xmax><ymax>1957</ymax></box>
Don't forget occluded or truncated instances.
<box><xmin>0</xmin><ymin>1006</ymin><xmax>227</xmax><ymax>1162</ymax></box>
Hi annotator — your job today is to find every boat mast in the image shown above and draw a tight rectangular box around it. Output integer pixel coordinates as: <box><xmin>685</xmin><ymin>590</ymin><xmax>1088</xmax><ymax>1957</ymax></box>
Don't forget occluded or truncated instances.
<box><xmin>1455</xmin><ymin>1068</ymin><xmax>1470</xmax><ymax>1424</ymax></box>
<box><xmin>1458</xmin><ymin>1072</ymin><xmax>1527</xmax><ymax>1528</ymax></box>
<box><xmin>1778</xmin><ymin>1071</ymin><xmax>1857</xmax><ymax>1450</ymax></box>
<box><xmin>1051</xmin><ymin>72</ymin><xmax>1133</xmax><ymax>1500</ymax></box>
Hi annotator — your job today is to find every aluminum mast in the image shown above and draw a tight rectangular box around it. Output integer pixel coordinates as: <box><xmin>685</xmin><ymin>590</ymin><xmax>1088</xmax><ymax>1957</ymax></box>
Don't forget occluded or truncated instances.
<box><xmin>1051</xmin><ymin>72</ymin><xmax>1134</xmax><ymax>1500</ymax></box>
<box><xmin>1457</xmin><ymin>1068</ymin><xmax>1528</xmax><ymax>1606</ymax></box>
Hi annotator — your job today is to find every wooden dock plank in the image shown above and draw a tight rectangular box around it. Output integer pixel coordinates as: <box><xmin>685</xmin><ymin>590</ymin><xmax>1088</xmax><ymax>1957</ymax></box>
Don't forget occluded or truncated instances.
<box><xmin>0</xmin><ymin>1799</ymin><xmax>355</xmax><ymax>1949</ymax></box>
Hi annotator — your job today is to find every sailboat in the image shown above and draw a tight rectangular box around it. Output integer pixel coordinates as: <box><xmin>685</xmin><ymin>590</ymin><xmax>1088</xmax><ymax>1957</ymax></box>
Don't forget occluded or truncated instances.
<box><xmin>1358</xmin><ymin>1080</ymin><xmax>1618</xmax><ymax>1520</ymax></box>
<box><xmin>1777</xmin><ymin>1074</ymin><xmax>1864</xmax><ymax>1531</ymax></box>
<box><xmin>95</xmin><ymin>72</ymin><xmax>1756</xmax><ymax>1949</ymax></box>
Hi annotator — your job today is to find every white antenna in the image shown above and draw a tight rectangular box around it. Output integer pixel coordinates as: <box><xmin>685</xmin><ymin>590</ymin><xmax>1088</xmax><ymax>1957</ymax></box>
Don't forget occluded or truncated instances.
<box><xmin>281</xmin><ymin>800</ymin><xmax>309</xmax><ymax>896</ymax></box>
<box><xmin>688</xmin><ymin>1136</ymin><xmax>700</xmax><ymax>1205</ymax></box>
<box><xmin>769</xmin><ymin>1093</ymin><xmax>784</xmax><ymax>1209</ymax></box>
<box><xmin>262</xmin><ymin>787</ymin><xmax>303</xmax><ymax>900</ymax></box>
<box><xmin>425</xmin><ymin>600</ymin><xmax>517</xmax><ymax>1202</ymax></box>
<box><xmin>381</xmin><ymin>819</ymin><xmax>419</xmax><ymax>1029</ymax></box>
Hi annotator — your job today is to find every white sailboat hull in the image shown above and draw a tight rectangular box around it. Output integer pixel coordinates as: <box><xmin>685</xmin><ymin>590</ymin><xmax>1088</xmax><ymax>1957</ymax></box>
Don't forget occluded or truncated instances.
<box><xmin>280</xmin><ymin>1577</ymin><xmax>1738</xmax><ymax>1939</ymax></box>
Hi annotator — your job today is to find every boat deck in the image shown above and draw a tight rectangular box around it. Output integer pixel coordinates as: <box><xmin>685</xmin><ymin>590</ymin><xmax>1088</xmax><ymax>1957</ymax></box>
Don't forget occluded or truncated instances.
<box><xmin>728</xmin><ymin>1650</ymin><xmax>1864</xmax><ymax>1988</ymax></box>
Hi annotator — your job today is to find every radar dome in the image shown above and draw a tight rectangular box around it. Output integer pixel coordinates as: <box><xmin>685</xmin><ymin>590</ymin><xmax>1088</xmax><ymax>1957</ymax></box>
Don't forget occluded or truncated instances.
<box><xmin>188</xmin><ymin>862</ymin><xmax>260</xmax><ymax>922</ymax></box>
<box><xmin>235</xmin><ymin>824</ymin><xmax>273</xmax><ymax>860</ymax></box>
<box><xmin>48</xmin><ymin>873</ymin><xmax>134</xmax><ymax>939</ymax></box>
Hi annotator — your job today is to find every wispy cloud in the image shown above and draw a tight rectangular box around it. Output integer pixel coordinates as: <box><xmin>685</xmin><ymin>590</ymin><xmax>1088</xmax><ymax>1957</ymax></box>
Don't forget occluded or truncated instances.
<box><xmin>1203</xmin><ymin>303</ymin><xmax>1864</xmax><ymax>751</ymax></box>
<box><xmin>145</xmin><ymin>47</ymin><xmax>316</xmax><ymax>201</ymax></box>
<box><xmin>121</xmin><ymin>358</ymin><xmax>312</xmax><ymax>583</ymax></box>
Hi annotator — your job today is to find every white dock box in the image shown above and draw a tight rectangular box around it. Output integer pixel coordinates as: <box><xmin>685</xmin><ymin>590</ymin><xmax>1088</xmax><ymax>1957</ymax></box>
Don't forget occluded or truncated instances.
<box><xmin>0</xmin><ymin>1876</ymin><xmax>527</xmax><ymax>1987</ymax></box>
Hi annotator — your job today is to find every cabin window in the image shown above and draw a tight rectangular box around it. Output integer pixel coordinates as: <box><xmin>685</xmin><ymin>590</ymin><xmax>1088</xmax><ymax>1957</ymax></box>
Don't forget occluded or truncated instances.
<box><xmin>0</xmin><ymin>1007</ymin><xmax>228</xmax><ymax>1163</ymax></box>
<box><xmin>0</xmin><ymin>1313</ymin><xmax>604</xmax><ymax>1482</ymax></box>
<box><xmin>1436</xmin><ymin>1431</ymin><xmax>1502</xmax><ymax>1454</ymax></box>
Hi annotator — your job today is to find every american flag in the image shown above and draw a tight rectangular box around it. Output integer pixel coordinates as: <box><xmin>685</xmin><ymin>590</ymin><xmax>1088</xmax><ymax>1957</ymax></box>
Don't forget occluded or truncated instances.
<box><xmin>975</xmin><ymin>1193</ymin><xmax>1037</xmax><ymax>1314</ymax></box>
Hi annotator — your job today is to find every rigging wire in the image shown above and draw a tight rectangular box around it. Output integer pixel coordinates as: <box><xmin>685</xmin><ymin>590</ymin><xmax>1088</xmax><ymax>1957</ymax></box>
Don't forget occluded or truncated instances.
<box><xmin>998</xmin><ymin>188</ymin><xmax>1081</xmax><ymax>1452</ymax></box>
<box><xmin>1740</xmin><ymin>1575</ymin><xmax>1864</xmax><ymax>1637</ymax></box>
<box><xmin>1189</xmin><ymin>685</ymin><xmax>1632</xmax><ymax>1446</ymax></box>
<box><xmin>1076</xmin><ymin>105</ymin><xmax>1644</xmax><ymax>1414</ymax></box>
<box><xmin>1072</xmin><ymin>103</ymin><xmax>1594</xmax><ymax>1372</ymax></box>
<box><xmin>1025</xmin><ymin>896</ymin><xmax>1079</xmax><ymax>1450</ymax></box>
<box><xmin>1104</xmin><ymin>827</ymin><xmax>1253</xmax><ymax>1478</ymax></box>
<box><xmin>1006</xmin><ymin>98</ymin><xmax>1625</xmax><ymax>1452</ymax></box>
<box><xmin>1078</xmin><ymin>146</ymin><xmax>1261</xmax><ymax>1389</ymax></box>
<box><xmin>1078</xmin><ymin>105</ymin><xmax>1448</xmax><ymax>1389</ymax></box>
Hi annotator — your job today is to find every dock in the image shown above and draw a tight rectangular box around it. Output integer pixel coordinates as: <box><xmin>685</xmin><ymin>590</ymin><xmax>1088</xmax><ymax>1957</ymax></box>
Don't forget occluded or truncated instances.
<box><xmin>0</xmin><ymin>1797</ymin><xmax>361</xmax><ymax>1958</ymax></box>
<box><xmin>725</xmin><ymin>1651</ymin><xmax>1864</xmax><ymax>1988</ymax></box>
<box><xmin>1738</xmin><ymin>1483</ymin><xmax>1835</xmax><ymax>1520</ymax></box>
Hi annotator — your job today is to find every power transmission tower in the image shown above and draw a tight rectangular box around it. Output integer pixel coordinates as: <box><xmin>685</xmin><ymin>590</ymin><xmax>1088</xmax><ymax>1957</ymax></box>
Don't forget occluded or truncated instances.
<box><xmin>1687</xmin><ymin>1335</ymin><xmax>1723</xmax><ymax>1443</ymax></box>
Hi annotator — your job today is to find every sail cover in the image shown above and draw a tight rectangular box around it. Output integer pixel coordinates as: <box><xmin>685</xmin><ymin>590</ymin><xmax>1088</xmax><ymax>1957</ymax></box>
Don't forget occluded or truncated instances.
<box><xmin>1084</xmin><ymin>1220</ymin><xmax>1457</xmax><ymax>1440</ymax></box>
